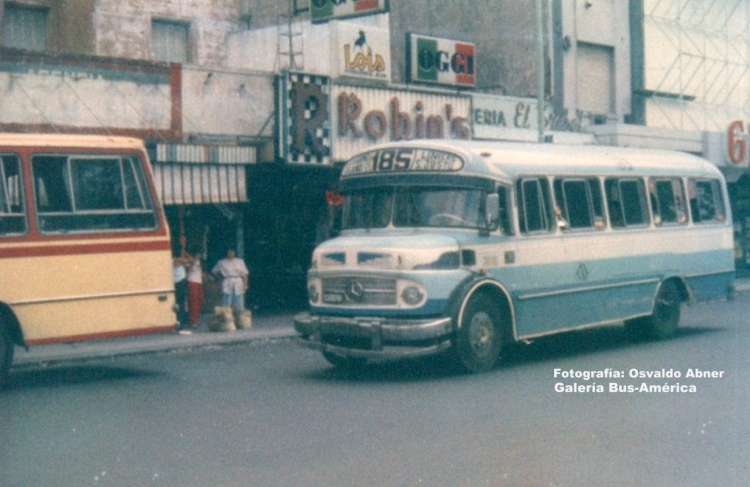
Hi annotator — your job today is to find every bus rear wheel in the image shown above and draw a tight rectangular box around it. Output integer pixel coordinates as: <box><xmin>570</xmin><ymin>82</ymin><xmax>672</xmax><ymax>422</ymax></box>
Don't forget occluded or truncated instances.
<box><xmin>453</xmin><ymin>294</ymin><xmax>504</xmax><ymax>373</ymax></box>
<box><xmin>0</xmin><ymin>324</ymin><xmax>13</xmax><ymax>388</ymax></box>
<box><xmin>626</xmin><ymin>280</ymin><xmax>681</xmax><ymax>341</ymax></box>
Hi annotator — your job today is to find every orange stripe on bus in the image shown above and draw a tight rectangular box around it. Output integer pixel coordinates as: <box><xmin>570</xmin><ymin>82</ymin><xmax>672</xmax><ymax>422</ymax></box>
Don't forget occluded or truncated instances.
<box><xmin>0</xmin><ymin>239</ymin><xmax>171</xmax><ymax>258</ymax></box>
<box><xmin>25</xmin><ymin>325</ymin><xmax>176</xmax><ymax>347</ymax></box>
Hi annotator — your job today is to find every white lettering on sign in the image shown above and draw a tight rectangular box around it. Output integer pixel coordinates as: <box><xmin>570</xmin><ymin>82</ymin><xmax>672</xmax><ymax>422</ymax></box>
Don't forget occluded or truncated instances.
<box><xmin>342</xmin><ymin>148</ymin><xmax>465</xmax><ymax>176</ymax></box>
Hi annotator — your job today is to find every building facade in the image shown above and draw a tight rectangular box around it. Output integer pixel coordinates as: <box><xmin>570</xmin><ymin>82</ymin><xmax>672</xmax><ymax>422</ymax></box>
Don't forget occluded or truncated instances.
<box><xmin>2</xmin><ymin>0</ymin><xmax>750</xmax><ymax>310</ymax></box>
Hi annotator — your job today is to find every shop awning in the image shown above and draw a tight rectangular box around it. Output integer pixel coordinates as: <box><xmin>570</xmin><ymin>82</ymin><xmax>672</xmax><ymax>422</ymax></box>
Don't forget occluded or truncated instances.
<box><xmin>153</xmin><ymin>163</ymin><xmax>247</xmax><ymax>205</ymax></box>
<box><xmin>151</xmin><ymin>143</ymin><xmax>254</xmax><ymax>205</ymax></box>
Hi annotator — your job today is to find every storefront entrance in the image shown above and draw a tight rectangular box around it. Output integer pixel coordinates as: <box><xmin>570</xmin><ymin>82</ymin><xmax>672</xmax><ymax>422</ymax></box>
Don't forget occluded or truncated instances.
<box><xmin>163</xmin><ymin>162</ymin><xmax>339</xmax><ymax>314</ymax></box>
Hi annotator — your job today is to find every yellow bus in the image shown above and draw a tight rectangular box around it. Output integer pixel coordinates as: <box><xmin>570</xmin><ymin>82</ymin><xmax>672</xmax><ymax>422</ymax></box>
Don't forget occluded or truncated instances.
<box><xmin>0</xmin><ymin>134</ymin><xmax>176</xmax><ymax>384</ymax></box>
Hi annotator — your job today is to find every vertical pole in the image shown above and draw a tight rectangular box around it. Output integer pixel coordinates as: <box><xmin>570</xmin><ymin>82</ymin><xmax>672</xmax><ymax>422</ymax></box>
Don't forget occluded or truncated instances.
<box><xmin>536</xmin><ymin>0</ymin><xmax>546</xmax><ymax>143</ymax></box>
<box><xmin>236</xmin><ymin>213</ymin><xmax>244</xmax><ymax>259</ymax></box>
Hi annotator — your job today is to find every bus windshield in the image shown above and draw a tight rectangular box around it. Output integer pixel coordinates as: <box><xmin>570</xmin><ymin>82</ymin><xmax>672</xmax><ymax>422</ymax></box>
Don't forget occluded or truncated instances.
<box><xmin>342</xmin><ymin>186</ymin><xmax>484</xmax><ymax>230</ymax></box>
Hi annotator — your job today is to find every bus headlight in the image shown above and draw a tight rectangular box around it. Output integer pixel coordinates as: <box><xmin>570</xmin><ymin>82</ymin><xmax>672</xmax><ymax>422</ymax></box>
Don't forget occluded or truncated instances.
<box><xmin>401</xmin><ymin>286</ymin><xmax>425</xmax><ymax>306</ymax></box>
<box><xmin>307</xmin><ymin>279</ymin><xmax>321</xmax><ymax>304</ymax></box>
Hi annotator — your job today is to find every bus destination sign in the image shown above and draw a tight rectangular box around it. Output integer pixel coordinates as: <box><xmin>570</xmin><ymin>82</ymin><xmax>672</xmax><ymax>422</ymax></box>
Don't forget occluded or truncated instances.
<box><xmin>343</xmin><ymin>148</ymin><xmax>465</xmax><ymax>176</ymax></box>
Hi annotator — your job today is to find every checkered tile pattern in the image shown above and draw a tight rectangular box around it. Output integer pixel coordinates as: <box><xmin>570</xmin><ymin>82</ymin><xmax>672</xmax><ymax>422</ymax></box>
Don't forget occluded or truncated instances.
<box><xmin>283</xmin><ymin>72</ymin><xmax>331</xmax><ymax>165</ymax></box>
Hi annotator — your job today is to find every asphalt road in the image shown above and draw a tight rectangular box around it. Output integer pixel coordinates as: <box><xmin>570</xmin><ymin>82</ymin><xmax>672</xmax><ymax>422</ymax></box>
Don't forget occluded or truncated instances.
<box><xmin>1</xmin><ymin>294</ymin><xmax>749</xmax><ymax>487</ymax></box>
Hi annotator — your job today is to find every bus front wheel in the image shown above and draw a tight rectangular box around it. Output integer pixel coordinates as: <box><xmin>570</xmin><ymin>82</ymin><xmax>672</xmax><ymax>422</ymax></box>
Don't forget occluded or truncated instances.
<box><xmin>454</xmin><ymin>295</ymin><xmax>503</xmax><ymax>373</ymax></box>
<box><xmin>626</xmin><ymin>280</ymin><xmax>681</xmax><ymax>341</ymax></box>
<box><xmin>0</xmin><ymin>324</ymin><xmax>13</xmax><ymax>387</ymax></box>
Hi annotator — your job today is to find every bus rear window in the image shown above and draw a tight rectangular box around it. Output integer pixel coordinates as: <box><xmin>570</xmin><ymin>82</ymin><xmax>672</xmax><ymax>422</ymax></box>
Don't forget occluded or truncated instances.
<box><xmin>32</xmin><ymin>154</ymin><xmax>157</xmax><ymax>234</ymax></box>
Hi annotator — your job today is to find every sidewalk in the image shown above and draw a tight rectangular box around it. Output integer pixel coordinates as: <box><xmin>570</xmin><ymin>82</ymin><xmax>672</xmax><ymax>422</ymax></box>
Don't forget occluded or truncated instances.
<box><xmin>13</xmin><ymin>309</ymin><xmax>300</xmax><ymax>369</ymax></box>
<box><xmin>13</xmin><ymin>275</ymin><xmax>750</xmax><ymax>369</ymax></box>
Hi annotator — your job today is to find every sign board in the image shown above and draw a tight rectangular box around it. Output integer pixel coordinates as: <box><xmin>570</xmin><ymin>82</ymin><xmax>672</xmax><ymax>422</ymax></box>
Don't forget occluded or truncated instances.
<box><xmin>342</xmin><ymin>147</ymin><xmax>465</xmax><ymax>176</ymax></box>
<box><xmin>472</xmin><ymin>94</ymin><xmax>590</xmax><ymax>143</ymax></box>
<box><xmin>332</xmin><ymin>84</ymin><xmax>471</xmax><ymax>161</ymax></box>
<box><xmin>277</xmin><ymin>71</ymin><xmax>332</xmax><ymax>164</ymax></box>
<box><xmin>408</xmin><ymin>33</ymin><xmax>476</xmax><ymax>88</ymax></box>
<box><xmin>727</xmin><ymin>120</ymin><xmax>750</xmax><ymax>167</ymax></box>
<box><xmin>0</xmin><ymin>51</ymin><xmax>179</xmax><ymax>140</ymax></box>
<box><xmin>311</xmin><ymin>0</ymin><xmax>389</xmax><ymax>24</ymax></box>
<box><xmin>472</xmin><ymin>94</ymin><xmax>548</xmax><ymax>141</ymax></box>
<box><xmin>331</xmin><ymin>22</ymin><xmax>390</xmax><ymax>82</ymax></box>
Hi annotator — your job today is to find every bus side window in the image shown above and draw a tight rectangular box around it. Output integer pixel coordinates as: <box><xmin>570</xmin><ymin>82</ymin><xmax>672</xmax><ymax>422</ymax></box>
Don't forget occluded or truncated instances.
<box><xmin>123</xmin><ymin>157</ymin><xmax>152</xmax><ymax>210</ymax></box>
<box><xmin>516</xmin><ymin>177</ymin><xmax>552</xmax><ymax>234</ymax></box>
<box><xmin>689</xmin><ymin>178</ymin><xmax>725</xmax><ymax>224</ymax></box>
<box><xmin>0</xmin><ymin>155</ymin><xmax>27</xmax><ymax>236</ymax></box>
<box><xmin>70</xmin><ymin>158</ymin><xmax>126</xmax><ymax>211</ymax></box>
<box><xmin>497</xmin><ymin>185</ymin><xmax>513</xmax><ymax>235</ymax></box>
<box><xmin>33</xmin><ymin>154</ymin><xmax>158</xmax><ymax>234</ymax></box>
<box><xmin>33</xmin><ymin>156</ymin><xmax>73</xmax><ymax>213</ymax></box>
<box><xmin>606</xmin><ymin>178</ymin><xmax>648</xmax><ymax>228</ymax></box>
<box><xmin>553</xmin><ymin>177</ymin><xmax>605</xmax><ymax>230</ymax></box>
<box><xmin>650</xmin><ymin>178</ymin><xmax>687</xmax><ymax>226</ymax></box>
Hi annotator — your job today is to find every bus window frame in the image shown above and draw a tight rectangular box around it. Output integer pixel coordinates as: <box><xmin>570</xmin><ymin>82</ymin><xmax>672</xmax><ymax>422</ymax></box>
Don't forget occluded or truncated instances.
<box><xmin>517</xmin><ymin>176</ymin><xmax>553</xmax><ymax>235</ymax></box>
<box><xmin>553</xmin><ymin>176</ymin><xmax>606</xmax><ymax>231</ymax></box>
<box><xmin>32</xmin><ymin>153</ymin><xmax>158</xmax><ymax>235</ymax></box>
<box><xmin>688</xmin><ymin>178</ymin><xmax>726</xmax><ymax>224</ymax></box>
<box><xmin>605</xmin><ymin>177</ymin><xmax>650</xmax><ymax>229</ymax></box>
<box><xmin>0</xmin><ymin>153</ymin><xmax>27</xmax><ymax>237</ymax></box>
<box><xmin>649</xmin><ymin>177</ymin><xmax>688</xmax><ymax>227</ymax></box>
<box><xmin>495</xmin><ymin>184</ymin><xmax>514</xmax><ymax>236</ymax></box>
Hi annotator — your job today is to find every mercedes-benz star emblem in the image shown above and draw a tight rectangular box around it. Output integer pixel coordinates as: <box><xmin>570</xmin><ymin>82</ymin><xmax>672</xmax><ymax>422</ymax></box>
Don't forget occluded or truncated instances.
<box><xmin>345</xmin><ymin>279</ymin><xmax>365</xmax><ymax>302</ymax></box>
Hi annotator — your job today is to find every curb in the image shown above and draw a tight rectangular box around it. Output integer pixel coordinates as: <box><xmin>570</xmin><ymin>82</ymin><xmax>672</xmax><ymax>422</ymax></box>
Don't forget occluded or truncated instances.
<box><xmin>13</xmin><ymin>320</ymin><xmax>297</xmax><ymax>369</ymax></box>
<box><xmin>734</xmin><ymin>280</ymin><xmax>750</xmax><ymax>294</ymax></box>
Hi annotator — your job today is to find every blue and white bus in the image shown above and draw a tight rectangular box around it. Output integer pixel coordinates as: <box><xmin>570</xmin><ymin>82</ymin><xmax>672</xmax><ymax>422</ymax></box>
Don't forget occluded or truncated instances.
<box><xmin>294</xmin><ymin>140</ymin><xmax>735</xmax><ymax>372</ymax></box>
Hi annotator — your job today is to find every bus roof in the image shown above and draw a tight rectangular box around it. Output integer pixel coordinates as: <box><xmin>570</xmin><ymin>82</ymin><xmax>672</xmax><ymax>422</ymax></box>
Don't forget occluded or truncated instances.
<box><xmin>344</xmin><ymin>139</ymin><xmax>723</xmax><ymax>182</ymax></box>
<box><xmin>0</xmin><ymin>133</ymin><xmax>147</xmax><ymax>151</ymax></box>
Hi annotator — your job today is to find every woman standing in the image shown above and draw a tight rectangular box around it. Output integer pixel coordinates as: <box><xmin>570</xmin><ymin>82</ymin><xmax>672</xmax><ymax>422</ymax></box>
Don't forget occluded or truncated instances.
<box><xmin>211</xmin><ymin>248</ymin><xmax>249</xmax><ymax>311</ymax></box>
<box><xmin>186</xmin><ymin>245</ymin><xmax>205</xmax><ymax>328</ymax></box>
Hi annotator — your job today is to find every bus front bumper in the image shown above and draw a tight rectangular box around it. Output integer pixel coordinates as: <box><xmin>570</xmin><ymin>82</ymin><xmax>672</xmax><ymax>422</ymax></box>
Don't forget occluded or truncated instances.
<box><xmin>293</xmin><ymin>312</ymin><xmax>454</xmax><ymax>360</ymax></box>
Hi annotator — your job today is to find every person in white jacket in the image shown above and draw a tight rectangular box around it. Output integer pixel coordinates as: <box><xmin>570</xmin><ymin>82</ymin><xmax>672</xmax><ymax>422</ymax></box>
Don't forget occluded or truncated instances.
<box><xmin>211</xmin><ymin>248</ymin><xmax>249</xmax><ymax>311</ymax></box>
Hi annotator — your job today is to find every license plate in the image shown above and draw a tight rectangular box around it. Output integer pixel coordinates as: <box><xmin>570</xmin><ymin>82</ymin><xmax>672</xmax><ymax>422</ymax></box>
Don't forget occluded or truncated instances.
<box><xmin>323</xmin><ymin>292</ymin><xmax>344</xmax><ymax>304</ymax></box>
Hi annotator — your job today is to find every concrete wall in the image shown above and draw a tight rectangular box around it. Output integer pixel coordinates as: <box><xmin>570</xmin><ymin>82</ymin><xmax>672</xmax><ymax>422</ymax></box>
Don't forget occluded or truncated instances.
<box><xmin>0</xmin><ymin>0</ymin><xmax>96</xmax><ymax>54</ymax></box>
<box><xmin>92</xmin><ymin>0</ymin><xmax>245</xmax><ymax>67</ymax></box>
<box><xmin>557</xmin><ymin>0</ymin><xmax>632</xmax><ymax>122</ymax></box>
<box><xmin>232</xmin><ymin>1</ymin><xmax>542</xmax><ymax>98</ymax></box>
<box><xmin>388</xmin><ymin>0</ymin><xmax>538</xmax><ymax>96</ymax></box>
<box><xmin>181</xmin><ymin>66</ymin><xmax>275</xmax><ymax>138</ymax></box>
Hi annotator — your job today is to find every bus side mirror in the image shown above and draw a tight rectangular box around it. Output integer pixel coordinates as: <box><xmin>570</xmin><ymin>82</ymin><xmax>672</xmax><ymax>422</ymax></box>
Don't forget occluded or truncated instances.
<box><xmin>485</xmin><ymin>193</ymin><xmax>500</xmax><ymax>228</ymax></box>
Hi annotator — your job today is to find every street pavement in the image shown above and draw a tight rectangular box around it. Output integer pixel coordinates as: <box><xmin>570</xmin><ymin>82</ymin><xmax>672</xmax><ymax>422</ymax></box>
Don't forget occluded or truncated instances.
<box><xmin>12</xmin><ymin>276</ymin><xmax>750</xmax><ymax>369</ymax></box>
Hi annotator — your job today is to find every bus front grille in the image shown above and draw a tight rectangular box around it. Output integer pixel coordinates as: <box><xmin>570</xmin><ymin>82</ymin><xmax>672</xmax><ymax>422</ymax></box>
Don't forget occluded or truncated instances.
<box><xmin>321</xmin><ymin>276</ymin><xmax>397</xmax><ymax>306</ymax></box>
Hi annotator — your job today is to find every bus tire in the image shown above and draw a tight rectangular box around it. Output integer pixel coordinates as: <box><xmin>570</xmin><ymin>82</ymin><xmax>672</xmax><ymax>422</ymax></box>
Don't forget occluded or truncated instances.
<box><xmin>0</xmin><ymin>323</ymin><xmax>13</xmax><ymax>388</ymax></box>
<box><xmin>322</xmin><ymin>351</ymin><xmax>366</xmax><ymax>370</ymax></box>
<box><xmin>626</xmin><ymin>280</ymin><xmax>681</xmax><ymax>341</ymax></box>
<box><xmin>453</xmin><ymin>294</ymin><xmax>503</xmax><ymax>373</ymax></box>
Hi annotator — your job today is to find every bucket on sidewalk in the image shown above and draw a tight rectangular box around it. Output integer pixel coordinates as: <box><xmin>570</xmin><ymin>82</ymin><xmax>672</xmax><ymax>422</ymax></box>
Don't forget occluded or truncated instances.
<box><xmin>234</xmin><ymin>309</ymin><xmax>253</xmax><ymax>329</ymax></box>
<box><xmin>208</xmin><ymin>306</ymin><xmax>236</xmax><ymax>332</ymax></box>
